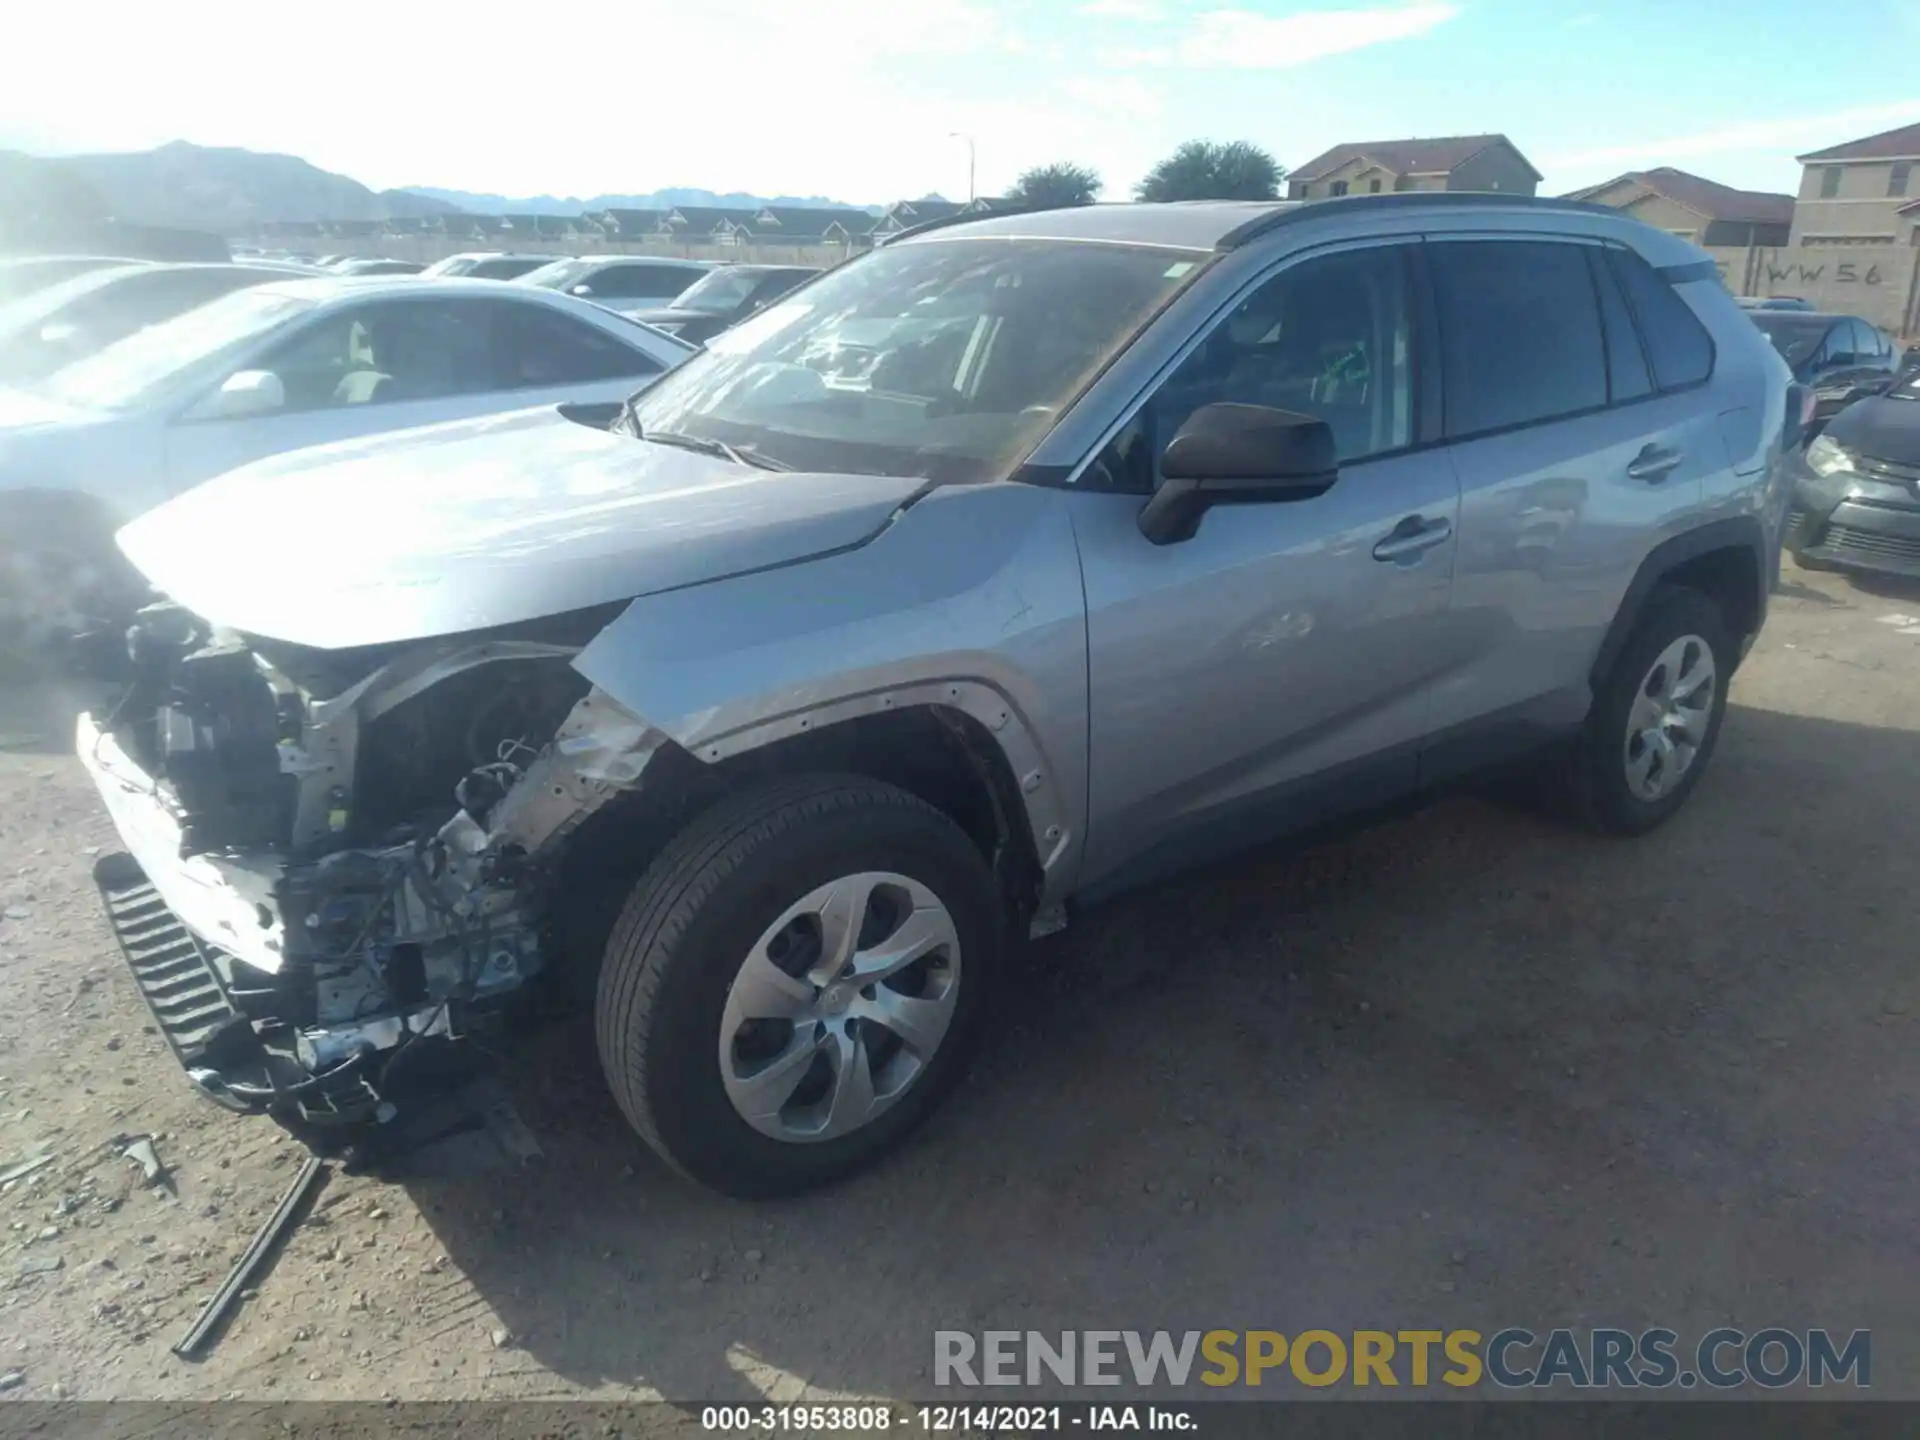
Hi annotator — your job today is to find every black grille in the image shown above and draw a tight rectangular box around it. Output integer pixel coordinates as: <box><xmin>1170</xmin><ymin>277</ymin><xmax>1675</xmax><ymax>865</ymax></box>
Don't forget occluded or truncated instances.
<box><xmin>1783</xmin><ymin>507</ymin><xmax>1810</xmax><ymax>543</ymax></box>
<box><xmin>1857</xmin><ymin>453</ymin><xmax>1920</xmax><ymax>488</ymax></box>
<box><xmin>1813</xmin><ymin>524</ymin><xmax>1920</xmax><ymax>568</ymax></box>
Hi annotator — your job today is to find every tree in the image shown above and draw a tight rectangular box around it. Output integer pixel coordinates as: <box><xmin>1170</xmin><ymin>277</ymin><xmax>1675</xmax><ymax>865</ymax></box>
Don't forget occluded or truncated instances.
<box><xmin>1005</xmin><ymin>161</ymin><xmax>1102</xmax><ymax>210</ymax></box>
<box><xmin>1135</xmin><ymin>140</ymin><xmax>1285</xmax><ymax>203</ymax></box>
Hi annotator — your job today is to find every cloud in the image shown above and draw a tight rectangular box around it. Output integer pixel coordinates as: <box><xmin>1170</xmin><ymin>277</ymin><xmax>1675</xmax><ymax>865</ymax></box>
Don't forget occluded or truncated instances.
<box><xmin>1098</xmin><ymin>2</ymin><xmax>1461</xmax><ymax>69</ymax></box>
<box><xmin>1059</xmin><ymin>75</ymin><xmax>1168</xmax><ymax>120</ymax></box>
<box><xmin>1544</xmin><ymin>100</ymin><xmax>1920</xmax><ymax>172</ymax></box>
<box><xmin>1078</xmin><ymin>0</ymin><xmax>1162</xmax><ymax>16</ymax></box>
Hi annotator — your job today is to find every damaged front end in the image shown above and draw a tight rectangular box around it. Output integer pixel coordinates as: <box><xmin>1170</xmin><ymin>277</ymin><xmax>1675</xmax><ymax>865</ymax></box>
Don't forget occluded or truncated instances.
<box><xmin>78</xmin><ymin>600</ymin><xmax>667</xmax><ymax>1130</ymax></box>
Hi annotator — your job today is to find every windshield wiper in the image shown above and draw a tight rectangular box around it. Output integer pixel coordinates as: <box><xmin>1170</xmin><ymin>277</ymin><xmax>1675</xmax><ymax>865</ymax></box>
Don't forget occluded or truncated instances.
<box><xmin>639</xmin><ymin>425</ymin><xmax>788</xmax><ymax>470</ymax></box>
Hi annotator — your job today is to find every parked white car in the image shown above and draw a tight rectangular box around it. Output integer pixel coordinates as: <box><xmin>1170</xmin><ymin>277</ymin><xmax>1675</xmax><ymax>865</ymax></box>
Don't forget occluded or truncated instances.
<box><xmin>0</xmin><ymin>275</ymin><xmax>695</xmax><ymax>644</ymax></box>
<box><xmin>516</xmin><ymin>256</ymin><xmax>713</xmax><ymax>315</ymax></box>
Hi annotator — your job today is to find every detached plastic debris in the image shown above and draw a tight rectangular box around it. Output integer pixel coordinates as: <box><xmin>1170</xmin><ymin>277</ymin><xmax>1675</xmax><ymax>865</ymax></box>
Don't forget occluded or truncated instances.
<box><xmin>119</xmin><ymin>1135</ymin><xmax>170</xmax><ymax>1188</ymax></box>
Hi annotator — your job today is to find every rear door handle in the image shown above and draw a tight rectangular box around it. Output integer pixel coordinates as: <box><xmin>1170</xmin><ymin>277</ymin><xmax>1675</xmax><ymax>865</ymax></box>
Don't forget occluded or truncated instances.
<box><xmin>1372</xmin><ymin>515</ymin><xmax>1453</xmax><ymax>563</ymax></box>
<box><xmin>1626</xmin><ymin>444</ymin><xmax>1684</xmax><ymax>482</ymax></box>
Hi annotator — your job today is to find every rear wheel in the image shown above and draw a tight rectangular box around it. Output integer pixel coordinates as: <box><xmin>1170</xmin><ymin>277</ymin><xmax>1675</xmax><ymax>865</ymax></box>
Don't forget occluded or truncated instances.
<box><xmin>1566</xmin><ymin>587</ymin><xmax>1732</xmax><ymax>835</ymax></box>
<box><xmin>594</xmin><ymin>774</ymin><xmax>1002</xmax><ymax>1198</ymax></box>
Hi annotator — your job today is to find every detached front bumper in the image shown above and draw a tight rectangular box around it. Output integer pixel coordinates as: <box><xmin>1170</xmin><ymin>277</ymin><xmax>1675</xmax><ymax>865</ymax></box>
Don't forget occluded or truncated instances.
<box><xmin>1786</xmin><ymin>453</ymin><xmax>1920</xmax><ymax>579</ymax></box>
<box><xmin>76</xmin><ymin>712</ymin><xmax>458</xmax><ymax>1125</ymax></box>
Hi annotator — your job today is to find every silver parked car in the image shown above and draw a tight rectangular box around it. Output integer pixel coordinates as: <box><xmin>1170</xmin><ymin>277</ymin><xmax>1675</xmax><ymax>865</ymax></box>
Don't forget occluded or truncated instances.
<box><xmin>0</xmin><ymin>276</ymin><xmax>694</xmax><ymax>643</ymax></box>
<box><xmin>76</xmin><ymin>195</ymin><xmax>1792</xmax><ymax>1197</ymax></box>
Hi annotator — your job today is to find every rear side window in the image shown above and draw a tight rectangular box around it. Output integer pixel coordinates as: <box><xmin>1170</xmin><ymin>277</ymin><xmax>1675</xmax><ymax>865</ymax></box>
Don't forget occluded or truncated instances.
<box><xmin>1605</xmin><ymin>249</ymin><xmax>1714</xmax><ymax>391</ymax></box>
<box><xmin>490</xmin><ymin>301</ymin><xmax>662</xmax><ymax>386</ymax></box>
<box><xmin>1586</xmin><ymin>249</ymin><xmax>1652</xmax><ymax>404</ymax></box>
<box><xmin>1431</xmin><ymin>240</ymin><xmax>1607</xmax><ymax>439</ymax></box>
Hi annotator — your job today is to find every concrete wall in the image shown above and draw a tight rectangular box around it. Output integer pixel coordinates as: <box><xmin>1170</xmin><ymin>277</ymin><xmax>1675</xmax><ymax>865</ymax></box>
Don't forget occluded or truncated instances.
<box><xmin>1447</xmin><ymin>146</ymin><xmax>1540</xmax><ymax>197</ymax></box>
<box><xmin>1705</xmin><ymin>242</ymin><xmax>1920</xmax><ymax>336</ymax></box>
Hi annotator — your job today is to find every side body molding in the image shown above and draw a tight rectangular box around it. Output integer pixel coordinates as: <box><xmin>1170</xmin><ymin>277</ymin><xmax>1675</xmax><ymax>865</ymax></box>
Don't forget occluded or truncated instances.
<box><xmin>572</xmin><ymin>482</ymin><xmax>1094</xmax><ymax>904</ymax></box>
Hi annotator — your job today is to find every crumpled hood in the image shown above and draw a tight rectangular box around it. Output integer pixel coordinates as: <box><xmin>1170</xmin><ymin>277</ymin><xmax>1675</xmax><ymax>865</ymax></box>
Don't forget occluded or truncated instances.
<box><xmin>118</xmin><ymin>404</ymin><xmax>928</xmax><ymax>650</ymax></box>
<box><xmin>1828</xmin><ymin>394</ymin><xmax>1920</xmax><ymax>467</ymax></box>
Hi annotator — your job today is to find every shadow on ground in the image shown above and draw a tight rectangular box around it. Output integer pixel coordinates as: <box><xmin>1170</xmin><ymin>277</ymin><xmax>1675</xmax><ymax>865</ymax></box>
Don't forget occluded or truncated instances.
<box><xmin>390</xmin><ymin>701</ymin><xmax>1920</xmax><ymax>1399</ymax></box>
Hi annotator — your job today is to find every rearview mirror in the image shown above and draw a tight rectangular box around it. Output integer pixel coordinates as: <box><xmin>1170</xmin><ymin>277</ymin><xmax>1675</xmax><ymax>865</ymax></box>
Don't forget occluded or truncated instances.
<box><xmin>200</xmin><ymin>369</ymin><xmax>286</xmax><ymax>421</ymax></box>
<box><xmin>1138</xmin><ymin>403</ymin><xmax>1338</xmax><ymax>545</ymax></box>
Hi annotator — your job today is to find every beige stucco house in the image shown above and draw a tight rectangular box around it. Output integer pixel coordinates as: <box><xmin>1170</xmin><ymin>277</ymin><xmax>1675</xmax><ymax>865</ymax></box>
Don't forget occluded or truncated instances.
<box><xmin>1563</xmin><ymin>167</ymin><xmax>1793</xmax><ymax>247</ymax></box>
<box><xmin>1285</xmin><ymin>134</ymin><xmax>1540</xmax><ymax>200</ymax></box>
<box><xmin>1790</xmin><ymin>121</ymin><xmax>1920</xmax><ymax>246</ymax></box>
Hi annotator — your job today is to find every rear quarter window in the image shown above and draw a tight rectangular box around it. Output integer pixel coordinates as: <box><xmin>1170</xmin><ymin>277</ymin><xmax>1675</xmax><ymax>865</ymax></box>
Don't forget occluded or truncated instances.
<box><xmin>1605</xmin><ymin>249</ymin><xmax>1715</xmax><ymax>391</ymax></box>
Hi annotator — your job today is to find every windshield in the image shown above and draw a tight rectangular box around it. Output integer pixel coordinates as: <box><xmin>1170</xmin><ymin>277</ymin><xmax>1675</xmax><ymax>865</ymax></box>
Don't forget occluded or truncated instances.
<box><xmin>517</xmin><ymin>259</ymin><xmax>597</xmax><ymax>290</ymax></box>
<box><xmin>1749</xmin><ymin>314</ymin><xmax>1830</xmax><ymax>368</ymax></box>
<box><xmin>40</xmin><ymin>287</ymin><xmax>314</xmax><ymax>412</ymax></box>
<box><xmin>625</xmin><ymin>238</ymin><xmax>1203</xmax><ymax>483</ymax></box>
<box><xmin>666</xmin><ymin>268</ymin><xmax>766</xmax><ymax>315</ymax></box>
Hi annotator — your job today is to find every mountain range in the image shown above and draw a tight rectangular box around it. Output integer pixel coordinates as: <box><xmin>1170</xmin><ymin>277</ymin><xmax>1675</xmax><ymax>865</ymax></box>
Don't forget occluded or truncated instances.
<box><xmin>2</xmin><ymin>143</ymin><xmax>887</xmax><ymax>234</ymax></box>
<box><xmin>404</xmin><ymin>186</ymin><xmax>882</xmax><ymax>217</ymax></box>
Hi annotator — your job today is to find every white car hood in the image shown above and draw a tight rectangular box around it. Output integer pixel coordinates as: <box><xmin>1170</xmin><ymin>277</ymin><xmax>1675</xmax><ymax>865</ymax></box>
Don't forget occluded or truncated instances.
<box><xmin>118</xmin><ymin>404</ymin><xmax>928</xmax><ymax>650</ymax></box>
<box><xmin>0</xmin><ymin>386</ymin><xmax>107</xmax><ymax>434</ymax></box>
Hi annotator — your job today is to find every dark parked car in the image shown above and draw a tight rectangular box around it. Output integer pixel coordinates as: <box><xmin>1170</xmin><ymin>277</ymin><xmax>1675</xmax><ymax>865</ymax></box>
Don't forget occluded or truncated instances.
<box><xmin>624</xmin><ymin>264</ymin><xmax>823</xmax><ymax>344</ymax></box>
<box><xmin>1787</xmin><ymin>367</ymin><xmax>1920</xmax><ymax>578</ymax></box>
<box><xmin>1747</xmin><ymin>310</ymin><xmax>1900</xmax><ymax>427</ymax></box>
<box><xmin>333</xmin><ymin>258</ymin><xmax>426</xmax><ymax>276</ymax></box>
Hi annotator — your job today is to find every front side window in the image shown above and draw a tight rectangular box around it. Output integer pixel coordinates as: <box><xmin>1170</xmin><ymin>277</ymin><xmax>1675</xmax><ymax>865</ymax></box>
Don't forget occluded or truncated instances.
<box><xmin>583</xmin><ymin>264</ymin><xmax>702</xmax><ymax>300</ymax></box>
<box><xmin>1084</xmin><ymin>244</ymin><xmax>1416</xmax><ymax>495</ymax></box>
<box><xmin>253</xmin><ymin>300</ymin><xmax>494</xmax><ymax>412</ymax></box>
<box><xmin>1431</xmin><ymin>240</ymin><xmax>1607</xmax><ymax>438</ymax></box>
<box><xmin>626</xmin><ymin>237</ymin><xmax>1204</xmax><ymax>482</ymax></box>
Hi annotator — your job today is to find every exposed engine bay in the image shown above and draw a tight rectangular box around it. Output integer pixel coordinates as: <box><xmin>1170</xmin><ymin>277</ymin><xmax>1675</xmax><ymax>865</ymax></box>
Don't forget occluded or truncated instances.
<box><xmin>81</xmin><ymin>599</ymin><xmax>669</xmax><ymax>1130</ymax></box>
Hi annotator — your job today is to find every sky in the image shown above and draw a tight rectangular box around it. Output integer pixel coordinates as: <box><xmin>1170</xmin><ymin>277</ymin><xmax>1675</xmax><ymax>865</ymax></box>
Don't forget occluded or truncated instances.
<box><xmin>5</xmin><ymin>0</ymin><xmax>1920</xmax><ymax>206</ymax></box>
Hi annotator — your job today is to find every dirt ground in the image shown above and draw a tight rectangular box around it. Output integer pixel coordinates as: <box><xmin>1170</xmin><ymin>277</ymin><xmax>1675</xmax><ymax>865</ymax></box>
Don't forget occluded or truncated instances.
<box><xmin>0</xmin><ymin>556</ymin><xmax>1915</xmax><ymax>1405</ymax></box>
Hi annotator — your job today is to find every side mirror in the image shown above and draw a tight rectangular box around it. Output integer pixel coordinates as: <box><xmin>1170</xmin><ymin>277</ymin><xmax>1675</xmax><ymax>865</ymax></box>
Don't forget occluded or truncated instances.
<box><xmin>1137</xmin><ymin>403</ymin><xmax>1338</xmax><ymax>546</ymax></box>
<box><xmin>570</xmin><ymin>283</ymin><xmax>595</xmax><ymax>297</ymax></box>
<box><xmin>200</xmin><ymin>369</ymin><xmax>286</xmax><ymax>421</ymax></box>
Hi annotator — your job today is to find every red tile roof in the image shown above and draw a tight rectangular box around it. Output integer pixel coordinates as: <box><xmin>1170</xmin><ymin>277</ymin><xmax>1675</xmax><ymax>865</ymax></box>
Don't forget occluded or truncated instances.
<box><xmin>1289</xmin><ymin>134</ymin><xmax>1541</xmax><ymax>183</ymax></box>
<box><xmin>1567</xmin><ymin>167</ymin><xmax>1794</xmax><ymax>226</ymax></box>
<box><xmin>1798</xmin><ymin>121</ymin><xmax>1920</xmax><ymax>162</ymax></box>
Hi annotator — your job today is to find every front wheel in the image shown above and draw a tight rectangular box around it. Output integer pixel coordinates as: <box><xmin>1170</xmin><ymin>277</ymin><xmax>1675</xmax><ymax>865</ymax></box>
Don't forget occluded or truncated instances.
<box><xmin>594</xmin><ymin>774</ymin><xmax>1003</xmax><ymax>1198</ymax></box>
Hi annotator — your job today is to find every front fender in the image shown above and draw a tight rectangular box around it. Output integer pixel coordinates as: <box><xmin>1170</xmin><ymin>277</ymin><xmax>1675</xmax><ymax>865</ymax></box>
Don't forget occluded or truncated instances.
<box><xmin>573</xmin><ymin>482</ymin><xmax>1091</xmax><ymax>901</ymax></box>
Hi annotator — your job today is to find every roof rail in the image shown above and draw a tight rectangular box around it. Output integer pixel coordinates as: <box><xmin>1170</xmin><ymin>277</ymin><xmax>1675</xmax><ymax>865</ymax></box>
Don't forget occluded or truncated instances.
<box><xmin>1215</xmin><ymin>191</ymin><xmax>1628</xmax><ymax>251</ymax></box>
<box><xmin>875</xmin><ymin>204</ymin><xmax>1048</xmax><ymax>246</ymax></box>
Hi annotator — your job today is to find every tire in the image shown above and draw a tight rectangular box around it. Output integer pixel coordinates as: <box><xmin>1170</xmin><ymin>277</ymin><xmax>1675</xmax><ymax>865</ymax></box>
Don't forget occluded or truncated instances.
<box><xmin>594</xmin><ymin>773</ymin><xmax>1003</xmax><ymax>1198</ymax></box>
<box><xmin>1566</xmin><ymin>586</ymin><xmax>1734</xmax><ymax>836</ymax></box>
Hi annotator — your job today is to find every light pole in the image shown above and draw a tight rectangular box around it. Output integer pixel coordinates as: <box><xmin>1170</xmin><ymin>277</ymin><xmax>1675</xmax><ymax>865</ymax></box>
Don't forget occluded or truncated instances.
<box><xmin>949</xmin><ymin>132</ymin><xmax>976</xmax><ymax>202</ymax></box>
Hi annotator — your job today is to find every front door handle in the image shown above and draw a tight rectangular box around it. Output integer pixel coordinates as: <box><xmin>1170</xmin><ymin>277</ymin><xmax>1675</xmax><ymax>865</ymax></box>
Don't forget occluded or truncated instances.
<box><xmin>1372</xmin><ymin>515</ymin><xmax>1453</xmax><ymax>563</ymax></box>
<box><xmin>1626</xmin><ymin>444</ymin><xmax>1684</xmax><ymax>482</ymax></box>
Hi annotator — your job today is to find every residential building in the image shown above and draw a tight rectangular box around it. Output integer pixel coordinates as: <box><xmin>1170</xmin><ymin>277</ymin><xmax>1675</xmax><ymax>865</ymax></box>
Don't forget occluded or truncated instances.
<box><xmin>867</xmin><ymin>196</ymin><xmax>1003</xmax><ymax>241</ymax></box>
<box><xmin>1564</xmin><ymin>167</ymin><xmax>1793</xmax><ymax>247</ymax></box>
<box><xmin>1791</xmin><ymin>121</ymin><xmax>1920</xmax><ymax>246</ymax></box>
<box><xmin>1286</xmin><ymin>135</ymin><xmax>1540</xmax><ymax>200</ymax></box>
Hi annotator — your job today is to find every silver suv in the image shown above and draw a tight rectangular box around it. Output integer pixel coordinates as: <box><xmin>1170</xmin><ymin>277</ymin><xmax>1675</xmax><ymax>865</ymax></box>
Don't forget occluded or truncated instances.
<box><xmin>78</xmin><ymin>196</ymin><xmax>1795</xmax><ymax>1196</ymax></box>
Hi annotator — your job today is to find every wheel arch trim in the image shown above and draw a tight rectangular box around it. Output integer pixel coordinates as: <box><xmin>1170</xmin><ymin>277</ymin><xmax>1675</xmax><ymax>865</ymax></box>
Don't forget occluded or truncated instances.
<box><xmin>1591</xmin><ymin>515</ymin><xmax>1768</xmax><ymax>691</ymax></box>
